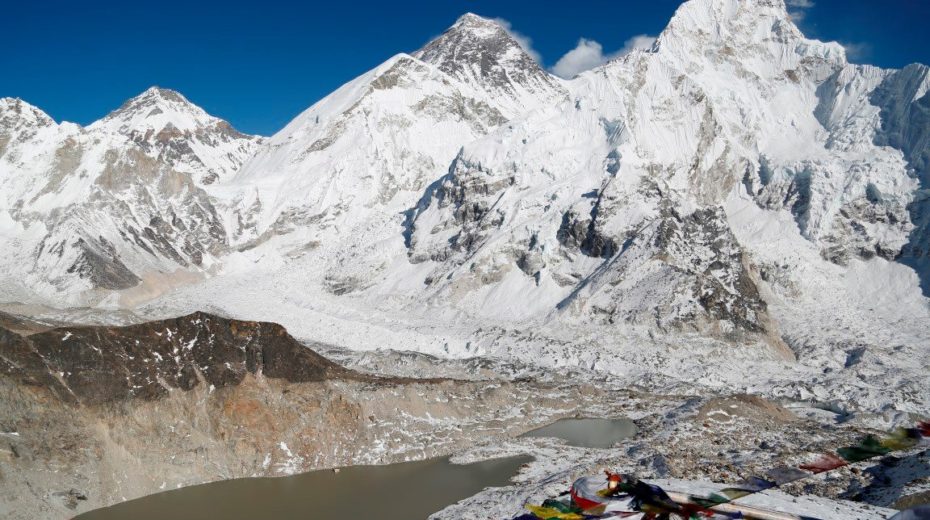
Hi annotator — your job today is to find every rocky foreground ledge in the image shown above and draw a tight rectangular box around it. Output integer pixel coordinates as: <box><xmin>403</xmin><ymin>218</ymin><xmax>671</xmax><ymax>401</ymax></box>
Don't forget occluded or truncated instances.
<box><xmin>0</xmin><ymin>312</ymin><xmax>615</xmax><ymax>519</ymax></box>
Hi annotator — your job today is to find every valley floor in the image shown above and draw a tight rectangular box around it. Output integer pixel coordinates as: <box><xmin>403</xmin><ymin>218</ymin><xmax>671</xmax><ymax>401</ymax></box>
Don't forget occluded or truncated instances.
<box><xmin>1</xmin><ymin>308</ymin><xmax>927</xmax><ymax>519</ymax></box>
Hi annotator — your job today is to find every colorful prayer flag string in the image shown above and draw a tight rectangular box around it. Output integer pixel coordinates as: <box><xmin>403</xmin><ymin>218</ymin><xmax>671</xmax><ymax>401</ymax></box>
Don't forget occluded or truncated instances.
<box><xmin>522</xmin><ymin>421</ymin><xmax>930</xmax><ymax>520</ymax></box>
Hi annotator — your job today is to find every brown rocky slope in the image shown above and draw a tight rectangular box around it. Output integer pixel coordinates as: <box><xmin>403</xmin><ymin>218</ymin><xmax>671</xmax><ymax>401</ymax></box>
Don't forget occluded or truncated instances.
<box><xmin>0</xmin><ymin>312</ymin><xmax>603</xmax><ymax>519</ymax></box>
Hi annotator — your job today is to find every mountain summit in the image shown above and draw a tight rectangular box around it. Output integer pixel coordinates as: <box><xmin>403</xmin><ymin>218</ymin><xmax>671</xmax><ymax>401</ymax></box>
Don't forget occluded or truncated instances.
<box><xmin>91</xmin><ymin>87</ymin><xmax>213</xmax><ymax>134</ymax></box>
<box><xmin>0</xmin><ymin>97</ymin><xmax>56</xmax><ymax>132</ymax></box>
<box><xmin>415</xmin><ymin>13</ymin><xmax>564</xmax><ymax>113</ymax></box>
<box><xmin>226</xmin><ymin>13</ymin><xmax>565</xmax><ymax>249</ymax></box>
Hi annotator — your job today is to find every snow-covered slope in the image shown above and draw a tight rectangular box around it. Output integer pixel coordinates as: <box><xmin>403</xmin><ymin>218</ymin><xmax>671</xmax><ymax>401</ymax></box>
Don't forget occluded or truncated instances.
<box><xmin>90</xmin><ymin>87</ymin><xmax>260</xmax><ymax>186</ymax></box>
<box><xmin>0</xmin><ymin>88</ymin><xmax>260</xmax><ymax>304</ymax></box>
<box><xmin>1</xmin><ymin>1</ymin><xmax>929</xmax><ymax>414</ymax></box>
<box><xmin>404</xmin><ymin>0</ymin><xmax>924</xmax><ymax>350</ymax></box>
<box><xmin>224</xmin><ymin>14</ymin><xmax>565</xmax><ymax>250</ymax></box>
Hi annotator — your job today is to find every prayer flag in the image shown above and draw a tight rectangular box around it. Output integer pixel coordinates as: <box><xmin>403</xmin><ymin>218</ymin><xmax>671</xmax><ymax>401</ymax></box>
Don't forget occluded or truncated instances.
<box><xmin>799</xmin><ymin>453</ymin><xmax>846</xmax><ymax>474</ymax></box>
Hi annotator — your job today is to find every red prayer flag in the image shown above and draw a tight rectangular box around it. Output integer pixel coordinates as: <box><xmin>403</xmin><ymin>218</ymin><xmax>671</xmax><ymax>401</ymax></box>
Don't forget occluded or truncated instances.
<box><xmin>799</xmin><ymin>453</ymin><xmax>847</xmax><ymax>474</ymax></box>
<box><xmin>918</xmin><ymin>421</ymin><xmax>930</xmax><ymax>438</ymax></box>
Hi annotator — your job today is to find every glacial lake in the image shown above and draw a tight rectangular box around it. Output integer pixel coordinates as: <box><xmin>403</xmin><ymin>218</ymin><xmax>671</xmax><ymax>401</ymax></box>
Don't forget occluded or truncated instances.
<box><xmin>76</xmin><ymin>418</ymin><xmax>635</xmax><ymax>519</ymax></box>
<box><xmin>75</xmin><ymin>455</ymin><xmax>532</xmax><ymax>520</ymax></box>
<box><xmin>520</xmin><ymin>418</ymin><xmax>638</xmax><ymax>448</ymax></box>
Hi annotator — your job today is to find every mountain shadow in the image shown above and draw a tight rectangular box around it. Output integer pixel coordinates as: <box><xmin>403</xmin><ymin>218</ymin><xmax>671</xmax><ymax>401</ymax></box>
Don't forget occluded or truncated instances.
<box><xmin>871</xmin><ymin>64</ymin><xmax>930</xmax><ymax>297</ymax></box>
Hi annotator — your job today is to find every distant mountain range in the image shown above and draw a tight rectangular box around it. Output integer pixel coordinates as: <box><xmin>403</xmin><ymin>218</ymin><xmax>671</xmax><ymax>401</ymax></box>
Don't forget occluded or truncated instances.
<box><xmin>1</xmin><ymin>0</ymin><xmax>928</xmax><ymax>410</ymax></box>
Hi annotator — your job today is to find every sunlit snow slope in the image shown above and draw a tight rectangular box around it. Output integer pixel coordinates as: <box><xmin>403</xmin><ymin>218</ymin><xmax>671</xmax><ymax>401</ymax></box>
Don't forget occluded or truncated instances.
<box><xmin>1</xmin><ymin>0</ymin><xmax>928</xmax><ymax>413</ymax></box>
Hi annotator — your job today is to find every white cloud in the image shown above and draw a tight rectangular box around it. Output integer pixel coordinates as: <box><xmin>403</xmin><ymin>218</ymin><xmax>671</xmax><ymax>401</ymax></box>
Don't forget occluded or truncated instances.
<box><xmin>619</xmin><ymin>35</ymin><xmax>659</xmax><ymax>56</ymax></box>
<box><xmin>788</xmin><ymin>9</ymin><xmax>807</xmax><ymax>22</ymax></box>
<box><xmin>551</xmin><ymin>39</ymin><xmax>608</xmax><ymax>79</ymax></box>
<box><xmin>493</xmin><ymin>18</ymin><xmax>542</xmax><ymax>63</ymax></box>
<box><xmin>551</xmin><ymin>34</ymin><xmax>656</xmax><ymax>79</ymax></box>
<box><xmin>841</xmin><ymin>41</ymin><xmax>871</xmax><ymax>62</ymax></box>
<box><xmin>786</xmin><ymin>0</ymin><xmax>814</xmax><ymax>23</ymax></box>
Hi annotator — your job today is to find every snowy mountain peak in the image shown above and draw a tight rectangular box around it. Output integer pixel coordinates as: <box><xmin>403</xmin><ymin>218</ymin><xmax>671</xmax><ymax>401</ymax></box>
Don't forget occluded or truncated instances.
<box><xmin>0</xmin><ymin>97</ymin><xmax>55</xmax><ymax>130</ymax></box>
<box><xmin>663</xmin><ymin>0</ymin><xmax>792</xmax><ymax>32</ymax></box>
<box><xmin>415</xmin><ymin>13</ymin><xmax>564</xmax><ymax>113</ymax></box>
<box><xmin>653</xmin><ymin>0</ymin><xmax>845</xmax><ymax>82</ymax></box>
<box><xmin>138</xmin><ymin>85</ymin><xmax>190</xmax><ymax>102</ymax></box>
<box><xmin>90</xmin><ymin>86</ymin><xmax>226</xmax><ymax>136</ymax></box>
<box><xmin>415</xmin><ymin>13</ymin><xmax>524</xmax><ymax>72</ymax></box>
<box><xmin>416</xmin><ymin>13</ymin><xmax>532</xmax><ymax>74</ymax></box>
<box><xmin>83</xmin><ymin>86</ymin><xmax>260</xmax><ymax>185</ymax></box>
<box><xmin>450</xmin><ymin>12</ymin><xmax>506</xmax><ymax>35</ymax></box>
<box><xmin>660</xmin><ymin>0</ymin><xmax>785</xmax><ymax>44</ymax></box>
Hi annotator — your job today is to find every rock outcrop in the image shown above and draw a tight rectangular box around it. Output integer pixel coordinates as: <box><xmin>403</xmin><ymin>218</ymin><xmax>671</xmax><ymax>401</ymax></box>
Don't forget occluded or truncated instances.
<box><xmin>0</xmin><ymin>312</ymin><xmax>354</xmax><ymax>405</ymax></box>
<box><xmin>0</xmin><ymin>313</ymin><xmax>605</xmax><ymax>520</ymax></box>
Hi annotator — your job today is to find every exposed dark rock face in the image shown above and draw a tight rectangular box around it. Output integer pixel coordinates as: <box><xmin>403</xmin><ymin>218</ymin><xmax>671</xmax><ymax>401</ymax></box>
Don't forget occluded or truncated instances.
<box><xmin>63</xmin><ymin>237</ymin><xmax>141</xmax><ymax>290</ymax></box>
<box><xmin>414</xmin><ymin>13</ymin><xmax>561</xmax><ymax>105</ymax></box>
<box><xmin>655</xmin><ymin>207</ymin><xmax>769</xmax><ymax>335</ymax></box>
<box><xmin>0</xmin><ymin>326</ymin><xmax>70</xmax><ymax>396</ymax></box>
<box><xmin>821</xmin><ymin>197</ymin><xmax>910</xmax><ymax>265</ymax></box>
<box><xmin>406</xmin><ymin>155</ymin><xmax>514</xmax><ymax>263</ymax></box>
<box><xmin>0</xmin><ymin>312</ymin><xmax>353</xmax><ymax>405</ymax></box>
<box><xmin>557</xmin><ymin>208</ymin><xmax>617</xmax><ymax>259</ymax></box>
<box><xmin>0</xmin><ymin>310</ymin><xmax>55</xmax><ymax>335</ymax></box>
<box><xmin>556</xmin><ymin>205</ymin><xmax>777</xmax><ymax>346</ymax></box>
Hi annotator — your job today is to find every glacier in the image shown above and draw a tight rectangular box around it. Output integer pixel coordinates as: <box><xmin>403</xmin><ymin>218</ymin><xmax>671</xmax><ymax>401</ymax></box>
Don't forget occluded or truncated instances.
<box><xmin>0</xmin><ymin>0</ymin><xmax>928</xmax><ymax>418</ymax></box>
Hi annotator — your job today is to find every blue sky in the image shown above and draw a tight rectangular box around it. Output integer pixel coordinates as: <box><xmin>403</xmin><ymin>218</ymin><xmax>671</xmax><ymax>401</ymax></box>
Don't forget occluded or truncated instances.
<box><xmin>3</xmin><ymin>0</ymin><xmax>928</xmax><ymax>136</ymax></box>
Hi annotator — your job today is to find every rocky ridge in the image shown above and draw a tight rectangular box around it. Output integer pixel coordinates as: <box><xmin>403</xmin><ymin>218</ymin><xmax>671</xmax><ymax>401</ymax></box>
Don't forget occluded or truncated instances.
<box><xmin>0</xmin><ymin>312</ymin><xmax>354</xmax><ymax>405</ymax></box>
<box><xmin>0</xmin><ymin>312</ymin><xmax>617</xmax><ymax>519</ymax></box>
